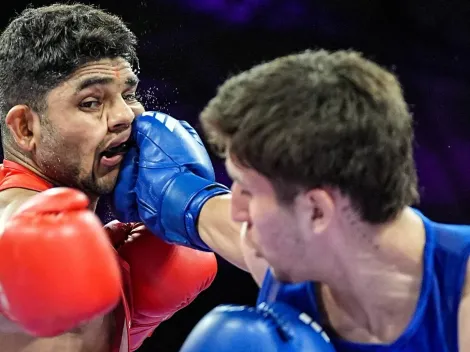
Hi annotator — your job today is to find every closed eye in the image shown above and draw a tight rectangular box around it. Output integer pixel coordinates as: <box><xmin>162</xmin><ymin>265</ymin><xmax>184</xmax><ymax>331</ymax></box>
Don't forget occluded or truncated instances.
<box><xmin>240</xmin><ymin>189</ymin><xmax>252</xmax><ymax>197</ymax></box>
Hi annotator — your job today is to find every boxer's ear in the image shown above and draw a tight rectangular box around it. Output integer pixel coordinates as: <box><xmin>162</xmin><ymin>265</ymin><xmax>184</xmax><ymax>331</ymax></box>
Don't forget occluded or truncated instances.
<box><xmin>5</xmin><ymin>105</ymin><xmax>41</xmax><ymax>152</ymax></box>
<box><xmin>300</xmin><ymin>188</ymin><xmax>334</xmax><ymax>235</ymax></box>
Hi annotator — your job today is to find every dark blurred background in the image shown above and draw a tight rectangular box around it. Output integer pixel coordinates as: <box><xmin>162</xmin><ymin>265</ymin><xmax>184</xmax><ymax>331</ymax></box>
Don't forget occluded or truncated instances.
<box><xmin>2</xmin><ymin>0</ymin><xmax>470</xmax><ymax>350</ymax></box>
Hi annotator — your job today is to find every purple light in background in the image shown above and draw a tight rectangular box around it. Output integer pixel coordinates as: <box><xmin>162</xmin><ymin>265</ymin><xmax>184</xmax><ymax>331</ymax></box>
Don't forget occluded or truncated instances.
<box><xmin>162</xmin><ymin>0</ymin><xmax>316</xmax><ymax>29</ymax></box>
<box><xmin>177</xmin><ymin>0</ymin><xmax>270</xmax><ymax>24</ymax></box>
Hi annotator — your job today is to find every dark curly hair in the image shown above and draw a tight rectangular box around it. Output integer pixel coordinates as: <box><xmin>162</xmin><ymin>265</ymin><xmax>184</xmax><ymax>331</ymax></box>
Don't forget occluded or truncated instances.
<box><xmin>0</xmin><ymin>3</ymin><xmax>138</xmax><ymax>140</ymax></box>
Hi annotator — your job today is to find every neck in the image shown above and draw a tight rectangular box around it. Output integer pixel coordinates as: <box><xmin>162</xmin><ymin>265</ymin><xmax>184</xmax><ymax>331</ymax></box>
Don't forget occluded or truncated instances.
<box><xmin>4</xmin><ymin>150</ymin><xmax>100</xmax><ymax>212</ymax></box>
<box><xmin>317</xmin><ymin>208</ymin><xmax>426</xmax><ymax>341</ymax></box>
<box><xmin>87</xmin><ymin>197</ymin><xmax>100</xmax><ymax>212</ymax></box>
<box><xmin>5</xmin><ymin>149</ymin><xmax>56</xmax><ymax>185</ymax></box>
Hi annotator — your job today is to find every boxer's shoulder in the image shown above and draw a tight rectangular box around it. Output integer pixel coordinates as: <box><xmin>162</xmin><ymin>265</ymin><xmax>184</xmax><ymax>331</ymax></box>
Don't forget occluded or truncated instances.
<box><xmin>0</xmin><ymin>190</ymin><xmax>41</xmax><ymax>335</ymax></box>
<box><xmin>0</xmin><ymin>188</ymin><xmax>39</xmax><ymax>227</ymax></box>
<box><xmin>0</xmin><ymin>313</ymin><xmax>113</xmax><ymax>352</ymax></box>
<box><xmin>0</xmin><ymin>188</ymin><xmax>39</xmax><ymax>206</ymax></box>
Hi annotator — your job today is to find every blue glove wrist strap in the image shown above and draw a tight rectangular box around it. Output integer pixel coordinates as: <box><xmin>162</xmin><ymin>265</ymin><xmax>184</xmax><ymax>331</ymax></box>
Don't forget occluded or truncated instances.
<box><xmin>161</xmin><ymin>172</ymin><xmax>230</xmax><ymax>251</ymax></box>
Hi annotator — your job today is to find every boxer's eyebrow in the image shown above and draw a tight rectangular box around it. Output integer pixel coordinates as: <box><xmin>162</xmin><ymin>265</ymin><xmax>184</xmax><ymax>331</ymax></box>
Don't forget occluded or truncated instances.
<box><xmin>76</xmin><ymin>76</ymin><xmax>114</xmax><ymax>92</ymax></box>
<box><xmin>75</xmin><ymin>75</ymin><xmax>139</xmax><ymax>93</ymax></box>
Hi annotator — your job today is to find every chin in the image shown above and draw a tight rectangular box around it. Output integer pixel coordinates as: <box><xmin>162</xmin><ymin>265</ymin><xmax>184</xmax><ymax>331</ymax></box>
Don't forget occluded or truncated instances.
<box><xmin>270</xmin><ymin>265</ymin><xmax>307</xmax><ymax>283</ymax></box>
<box><xmin>96</xmin><ymin>180</ymin><xmax>118</xmax><ymax>195</ymax></box>
<box><xmin>81</xmin><ymin>175</ymin><xmax>118</xmax><ymax>196</ymax></box>
<box><xmin>96</xmin><ymin>171</ymin><xmax>120</xmax><ymax>193</ymax></box>
<box><xmin>270</xmin><ymin>267</ymin><xmax>293</xmax><ymax>283</ymax></box>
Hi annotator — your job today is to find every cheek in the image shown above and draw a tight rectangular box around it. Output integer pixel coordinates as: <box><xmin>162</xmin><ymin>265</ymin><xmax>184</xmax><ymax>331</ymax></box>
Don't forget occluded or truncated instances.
<box><xmin>43</xmin><ymin>126</ymin><xmax>104</xmax><ymax>173</ymax></box>
<box><xmin>58</xmin><ymin>122</ymin><xmax>107</xmax><ymax>153</ymax></box>
<box><xmin>250</xmin><ymin>202</ymin><xmax>281</xmax><ymax>244</ymax></box>
<box><xmin>132</xmin><ymin>104</ymin><xmax>145</xmax><ymax>116</ymax></box>
<box><xmin>128</xmin><ymin>101</ymin><xmax>145</xmax><ymax>117</ymax></box>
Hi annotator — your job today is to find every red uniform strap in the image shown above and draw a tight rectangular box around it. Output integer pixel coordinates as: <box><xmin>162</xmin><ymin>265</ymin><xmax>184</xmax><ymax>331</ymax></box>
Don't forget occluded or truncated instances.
<box><xmin>0</xmin><ymin>160</ymin><xmax>53</xmax><ymax>192</ymax></box>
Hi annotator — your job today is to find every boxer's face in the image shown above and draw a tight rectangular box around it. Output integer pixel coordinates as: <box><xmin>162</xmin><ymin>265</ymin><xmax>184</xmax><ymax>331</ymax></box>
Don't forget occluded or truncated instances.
<box><xmin>227</xmin><ymin>156</ymin><xmax>313</xmax><ymax>283</ymax></box>
<box><xmin>35</xmin><ymin>58</ymin><xmax>144</xmax><ymax>195</ymax></box>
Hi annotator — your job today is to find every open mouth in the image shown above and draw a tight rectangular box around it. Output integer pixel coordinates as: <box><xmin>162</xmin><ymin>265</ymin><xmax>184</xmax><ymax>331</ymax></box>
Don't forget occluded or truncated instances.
<box><xmin>101</xmin><ymin>141</ymin><xmax>131</xmax><ymax>159</ymax></box>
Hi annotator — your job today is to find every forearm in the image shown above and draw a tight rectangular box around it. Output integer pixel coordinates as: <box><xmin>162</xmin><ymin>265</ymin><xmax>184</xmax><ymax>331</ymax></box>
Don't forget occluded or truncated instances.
<box><xmin>198</xmin><ymin>194</ymin><xmax>248</xmax><ymax>271</ymax></box>
<box><xmin>0</xmin><ymin>189</ymin><xmax>38</xmax><ymax>334</ymax></box>
<box><xmin>0</xmin><ymin>314</ymin><xmax>25</xmax><ymax>333</ymax></box>
<box><xmin>458</xmin><ymin>263</ymin><xmax>470</xmax><ymax>351</ymax></box>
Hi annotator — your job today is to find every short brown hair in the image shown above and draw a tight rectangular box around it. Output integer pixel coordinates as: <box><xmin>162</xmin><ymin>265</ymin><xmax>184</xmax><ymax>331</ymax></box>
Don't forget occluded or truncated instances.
<box><xmin>200</xmin><ymin>49</ymin><xmax>419</xmax><ymax>224</ymax></box>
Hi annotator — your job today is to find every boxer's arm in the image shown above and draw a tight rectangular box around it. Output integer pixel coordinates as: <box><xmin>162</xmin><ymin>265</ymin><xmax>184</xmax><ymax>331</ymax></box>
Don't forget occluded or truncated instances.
<box><xmin>0</xmin><ymin>188</ymin><xmax>38</xmax><ymax>333</ymax></box>
<box><xmin>0</xmin><ymin>188</ymin><xmax>38</xmax><ymax>230</ymax></box>
<box><xmin>115</xmin><ymin>112</ymin><xmax>268</xmax><ymax>280</ymax></box>
<box><xmin>198</xmin><ymin>194</ymin><xmax>245</xmax><ymax>269</ymax></box>
<box><xmin>458</xmin><ymin>261</ymin><xmax>470</xmax><ymax>351</ymax></box>
<box><xmin>0</xmin><ymin>314</ymin><xmax>113</xmax><ymax>351</ymax></box>
<box><xmin>198</xmin><ymin>194</ymin><xmax>269</xmax><ymax>286</ymax></box>
<box><xmin>0</xmin><ymin>188</ymin><xmax>116</xmax><ymax>351</ymax></box>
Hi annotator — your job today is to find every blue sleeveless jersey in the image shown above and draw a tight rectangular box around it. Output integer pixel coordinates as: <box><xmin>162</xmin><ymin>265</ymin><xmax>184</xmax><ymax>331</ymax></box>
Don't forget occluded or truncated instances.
<box><xmin>257</xmin><ymin>209</ymin><xmax>470</xmax><ymax>351</ymax></box>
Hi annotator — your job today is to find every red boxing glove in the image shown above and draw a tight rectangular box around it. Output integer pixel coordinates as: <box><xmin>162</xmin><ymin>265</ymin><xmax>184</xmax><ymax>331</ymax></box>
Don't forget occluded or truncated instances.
<box><xmin>106</xmin><ymin>221</ymin><xmax>217</xmax><ymax>351</ymax></box>
<box><xmin>0</xmin><ymin>188</ymin><xmax>122</xmax><ymax>336</ymax></box>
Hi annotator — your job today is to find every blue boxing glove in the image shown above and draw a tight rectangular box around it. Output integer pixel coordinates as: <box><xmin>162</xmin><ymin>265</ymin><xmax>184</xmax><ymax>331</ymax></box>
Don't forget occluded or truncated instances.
<box><xmin>180</xmin><ymin>302</ymin><xmax>336</xmax><ymax>352</ymax></box>
<box><xmin>113</xmin><ymin>111</ymin><xmax>230</xmax><ymax>251</ymax></box>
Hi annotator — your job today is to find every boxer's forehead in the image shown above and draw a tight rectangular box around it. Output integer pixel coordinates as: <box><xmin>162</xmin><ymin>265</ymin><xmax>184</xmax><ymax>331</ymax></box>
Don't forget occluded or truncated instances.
<box><xmin>65</xmin><ymin>58</ymin><xmax>139</xmax><ymax>92</ymax></box>
<box><xmin>225</xmin><ymin>155</ymin><xmax>274</xmax><ymax>194</ymax></box>
<box><xmin>225</xmin><ymin>157</ymin><xmax>243</xmax><ymax>183</ymax></box>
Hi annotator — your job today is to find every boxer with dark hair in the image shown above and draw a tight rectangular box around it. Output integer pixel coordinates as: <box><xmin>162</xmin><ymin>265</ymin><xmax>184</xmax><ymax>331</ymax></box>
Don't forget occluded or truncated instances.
<box><xmin>0</xmin><ymin>4</ymin><xmax>216</xmax><ymax>352</ymax></box>
<box><xmin>116</xmin><ymin>50</ymin><xmax>470</xmax><ymax>351</ymax></box>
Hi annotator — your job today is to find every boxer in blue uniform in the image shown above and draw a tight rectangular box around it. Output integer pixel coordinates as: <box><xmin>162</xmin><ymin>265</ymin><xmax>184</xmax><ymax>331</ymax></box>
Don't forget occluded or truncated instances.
<box><xmin>114</xmin><ymin>50</ymin><xmax>470</xmax><ymax>351</ymax></box>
